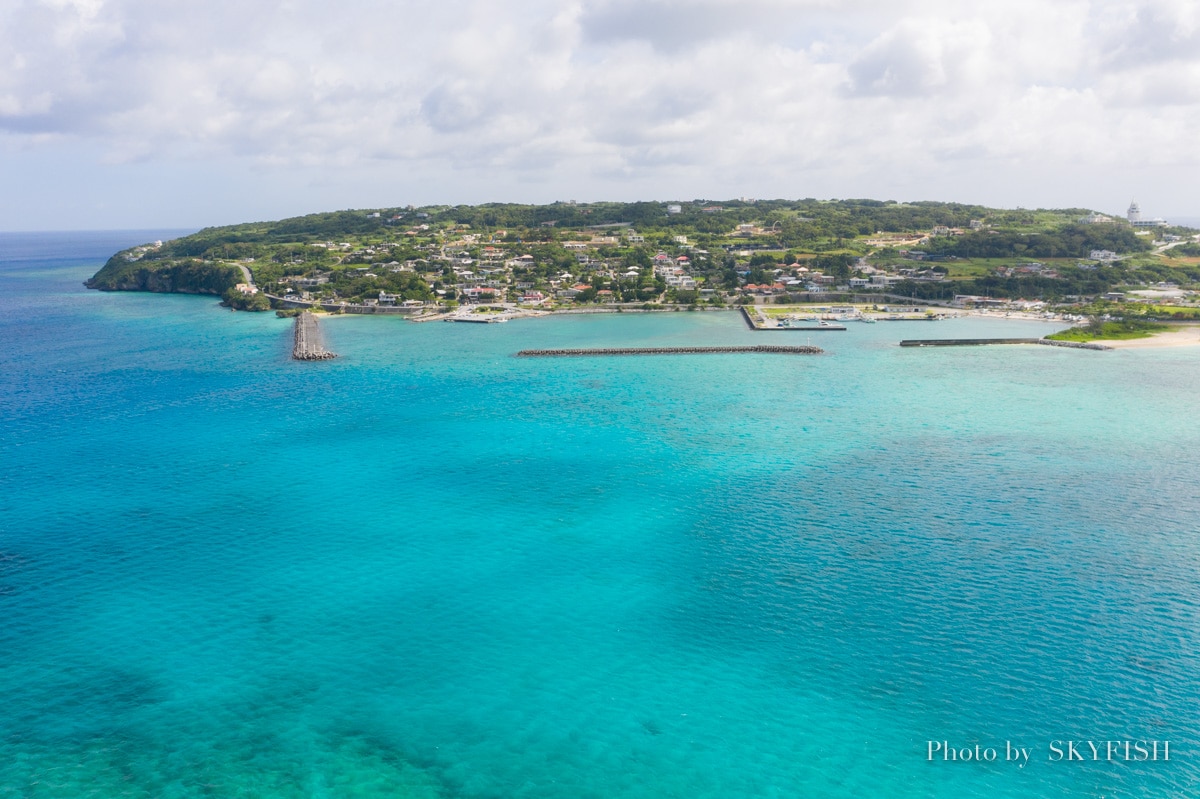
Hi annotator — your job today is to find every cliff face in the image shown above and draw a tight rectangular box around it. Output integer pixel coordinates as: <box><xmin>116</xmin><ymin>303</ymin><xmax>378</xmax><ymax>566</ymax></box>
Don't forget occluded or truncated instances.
<box><xmin>85</xmin><ymin>257</ymin><xmax>240</xmax><ymax>296</ymax></box>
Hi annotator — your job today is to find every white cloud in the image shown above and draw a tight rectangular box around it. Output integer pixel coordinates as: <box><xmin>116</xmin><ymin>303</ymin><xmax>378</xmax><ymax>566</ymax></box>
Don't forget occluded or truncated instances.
<box><xmin>1</xmin><ymin>0</ymin><xmax>1199</xmax><ymax>227</ymax></box>
<box><xmin>1096</xmin><ymin>0</ymin><xmax>1200</xmax><ymax>69</ymax></box>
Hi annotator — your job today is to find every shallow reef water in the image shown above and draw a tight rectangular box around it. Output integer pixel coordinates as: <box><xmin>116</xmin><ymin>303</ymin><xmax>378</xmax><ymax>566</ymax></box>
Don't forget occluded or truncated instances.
<box><xmin>2</xmin><ymin>232</ymin><xmax>1199</xmax><ymax>797</ymax></box>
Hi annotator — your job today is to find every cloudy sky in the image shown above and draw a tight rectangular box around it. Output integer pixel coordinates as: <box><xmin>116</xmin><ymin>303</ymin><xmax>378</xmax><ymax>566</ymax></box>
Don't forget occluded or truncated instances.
<box><xmin>2</xmin><ymin>0</ymin><xmax>1198</xmax><ymax>229</ymax></box>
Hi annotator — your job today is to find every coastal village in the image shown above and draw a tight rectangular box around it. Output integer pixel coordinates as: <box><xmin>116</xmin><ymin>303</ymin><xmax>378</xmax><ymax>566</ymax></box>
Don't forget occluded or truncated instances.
<box><xmin>91</xmin><ymin>199</ymin><xmax>1200</xmax><ymax>326</ymax></box>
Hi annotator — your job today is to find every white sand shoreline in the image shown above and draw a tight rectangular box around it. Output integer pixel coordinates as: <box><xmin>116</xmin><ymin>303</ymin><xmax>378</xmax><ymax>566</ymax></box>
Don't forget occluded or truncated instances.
<box><xmin>1094</xmin><ymin>328</ymin><xmax>1200</xmax><ymax>349</ymax></box>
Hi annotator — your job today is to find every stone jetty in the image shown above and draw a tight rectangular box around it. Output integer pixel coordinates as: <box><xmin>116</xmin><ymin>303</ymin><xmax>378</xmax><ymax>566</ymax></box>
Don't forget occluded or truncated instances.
<box><xmin>517</xmin><ymin>345</ymin><xmax>823</xmax><ymax>357</ymax></box>
<box><xmin>293</xmin><ymin>311</ymin><xmax>337</xmax><ymax>360</ymax></box>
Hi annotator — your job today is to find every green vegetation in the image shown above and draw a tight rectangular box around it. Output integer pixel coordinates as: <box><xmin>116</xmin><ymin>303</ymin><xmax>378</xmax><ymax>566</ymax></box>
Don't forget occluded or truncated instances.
<box><xmin>922</xmin><ymin>224</ymin><xmax>1150</xmax><ymax>260</ymax></box>
<box><xmin>1060</xmin><ymin>300</ymin><xmax>1200</xmax><ymax>321</ymax></box>
<box><xmin>85</xmin><ymin>199</ymin><xmax>1200</xmax><ymax>310</ymax></box>
<box><xmin>221</xmin><ymin>288</ymin><xmax>271</xmax><ymax>311</ymax></box>
<box><xmin>86</xmin><ymin>257</ymin><xmax>240</xmax><ymax>295</ymax></box>
<box><xmin>1169</xmin><ymin>243</ymin><xmax>1200</xmax><ymax>257</ymax></box>
<box><xmin>1047</xmin><ymin>320</ymin><xmax>1171</xmax><ymax>342</ymax></box>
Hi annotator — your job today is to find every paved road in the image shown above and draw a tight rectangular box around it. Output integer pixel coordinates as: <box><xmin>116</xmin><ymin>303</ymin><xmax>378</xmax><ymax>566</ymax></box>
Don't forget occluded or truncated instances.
<box><xmin>1154</xmin><ymin>240</ymin><xmax>1190</xmax><ymax>255</ymax></box>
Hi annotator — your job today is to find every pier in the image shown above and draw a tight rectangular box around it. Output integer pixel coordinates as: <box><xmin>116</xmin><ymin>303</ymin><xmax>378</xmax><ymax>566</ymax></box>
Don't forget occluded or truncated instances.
<box><xmin>517</xmin><ymin>345</ymin><xmax>823</xmax><ymax>357</ymax></box>
<box><xmin>293</xmin><ymin>311</ymin><xmax>337</xmax><ymax>360</ymax></box>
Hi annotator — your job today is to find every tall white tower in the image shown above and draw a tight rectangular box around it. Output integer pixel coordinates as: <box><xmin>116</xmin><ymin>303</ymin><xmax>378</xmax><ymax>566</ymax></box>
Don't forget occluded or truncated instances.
<box><xmin>1127</xmin><ymin>200</ymin><xmax>1142</xmax><ymax>224</ymax></box>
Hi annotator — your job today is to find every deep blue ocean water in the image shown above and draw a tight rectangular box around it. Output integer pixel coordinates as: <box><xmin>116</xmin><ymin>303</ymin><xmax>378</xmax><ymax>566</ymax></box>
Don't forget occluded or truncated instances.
<box><xmin>2</xmin><ymin>231</ymin><xmax>1199</xmax><ymax>798</ymax></box>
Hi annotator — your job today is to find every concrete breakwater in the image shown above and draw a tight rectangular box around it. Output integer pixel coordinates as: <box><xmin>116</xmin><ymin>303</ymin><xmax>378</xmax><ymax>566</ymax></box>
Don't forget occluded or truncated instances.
<box><xmin>517</xmin><ymin>345</ymin><xmax>823</xmax><ymax>357</ymax></box>
<box><xmin>293</xmin><ymin>311</ymin><xmax>337</xmax><ymax>360</ymax></box>
<box><xmin>900</xmin><ymin>338</ymin><xmax>1041</xmax><ymax>347</ymax></box>
<box><xmin>900</xmin><ymin>338</ymin><xmax>1111</xmax><ymax>351</ymax></box>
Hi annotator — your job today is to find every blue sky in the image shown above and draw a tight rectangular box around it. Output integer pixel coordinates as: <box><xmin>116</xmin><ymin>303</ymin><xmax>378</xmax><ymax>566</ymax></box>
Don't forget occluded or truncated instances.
<box><xmin>2</xmin><ymin>0</ymin><xmax>1198</xmax><ymax>230</ymax></box>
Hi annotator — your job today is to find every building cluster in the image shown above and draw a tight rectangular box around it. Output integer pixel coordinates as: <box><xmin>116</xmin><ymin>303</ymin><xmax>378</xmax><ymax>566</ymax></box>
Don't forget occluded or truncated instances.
<box><xmin>259</xmin><ymin>203</ymin><xmax>1195</xmax><ymax>311</ymax></box>
<box><xmin>270</xmin><ymin>217</ymin><xmax>982</xmax><ymax>308</ymax></box>
<box><xmin>1126</xmin><ymin>201</ymin><xmax>1169</xmax><ymax>229</ymax></box>
<box><xmin>120</xmin><ymin>240</ymin><xmax>164</xmax><ymax>262</ymax></box>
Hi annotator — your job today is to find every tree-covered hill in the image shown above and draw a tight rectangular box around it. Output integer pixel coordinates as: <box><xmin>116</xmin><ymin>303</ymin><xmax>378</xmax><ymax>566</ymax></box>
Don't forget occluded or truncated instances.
<box><xmin>85</xmin><ymin>198</ymin><xmax>1197</xmax><ymax>306</ymax></box>
<box><xmin>85</xmin><ymin>256</ymin><xmax>241</xmax><ymax>295</ymax></box>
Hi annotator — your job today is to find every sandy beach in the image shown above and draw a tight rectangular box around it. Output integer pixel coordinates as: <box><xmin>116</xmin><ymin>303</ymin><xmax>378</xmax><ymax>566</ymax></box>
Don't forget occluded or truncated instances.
<box><xmin>1096</xmin><ymin>327</ymin><xmax>1200</xmax><ymax>349</ymax></box>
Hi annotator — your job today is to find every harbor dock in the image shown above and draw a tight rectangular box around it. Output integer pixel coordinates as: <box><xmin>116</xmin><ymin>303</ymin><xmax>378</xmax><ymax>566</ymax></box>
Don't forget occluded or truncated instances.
<box><xmin>740</xmin><ymin>306</ymin><xmax>848</xmax><ymax>330</ymax></box>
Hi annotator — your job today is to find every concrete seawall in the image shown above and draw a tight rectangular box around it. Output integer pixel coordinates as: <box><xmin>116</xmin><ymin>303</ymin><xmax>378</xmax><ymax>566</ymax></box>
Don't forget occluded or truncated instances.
<box><xmin>293</xmin><ymin>312</ymin><xmax>337</xmax><ymax>360</ymax></box>
<box><xmin>517</xmin><ymin>345</ymin><xmax>824</xmax><ymax>357</ymax></box>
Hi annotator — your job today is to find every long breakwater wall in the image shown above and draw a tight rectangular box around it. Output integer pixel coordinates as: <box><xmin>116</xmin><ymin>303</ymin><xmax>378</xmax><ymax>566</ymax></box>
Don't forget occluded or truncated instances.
<box><xmin>900</xmin><ymin>338</ymin><xmax>1040</xmax><ymax>347</ymax></box>
<box><xmin>293</xmin><ymin>312</ymin><xmax>337</xmax><ymax>360</ymax></box>
<box><xmin>517</xmin><ymin>345</ymin><xmax>823</xmax><ymax>357</ymax></box>
<box><xmin>900</xmin><ymin>338</ymin><xmax>1111</xmax><ymax>350</ymax></box>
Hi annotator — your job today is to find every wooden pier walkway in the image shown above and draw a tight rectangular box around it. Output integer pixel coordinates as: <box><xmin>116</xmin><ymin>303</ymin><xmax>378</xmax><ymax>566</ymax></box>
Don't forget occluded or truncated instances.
<box><xmin>517</xmin><ymin>345</ymin><xmax>823</xmax><ymax>357</ymax></box>
<box><xmin>293</xmin><ymin>311</ymin><xmax>337</xmax><ymax>360</ymax></box>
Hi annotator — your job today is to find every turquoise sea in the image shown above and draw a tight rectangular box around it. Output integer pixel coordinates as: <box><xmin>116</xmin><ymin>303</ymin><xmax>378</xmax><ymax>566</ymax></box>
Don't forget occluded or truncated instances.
<box><xmin>2</xmin><ymin>231</ymin><xmax>1199</xmax><ymax>798</ymax></box>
